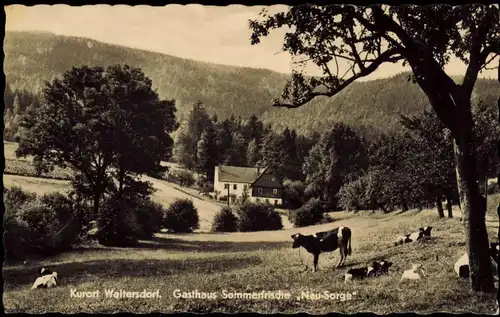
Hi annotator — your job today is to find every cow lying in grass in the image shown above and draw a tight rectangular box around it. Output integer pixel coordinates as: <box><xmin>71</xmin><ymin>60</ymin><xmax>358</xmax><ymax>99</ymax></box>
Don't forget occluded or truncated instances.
<box><xmin>291</xmin><ymin>226</ymin><xmax>352</xmax><ymax>272</ymax></box>
<box><xmin>394</xmin><ymin>226</ymin><xmax>433</xmax><ymax>246</ymax></box>
<box><xmin>31</xmin><ymin>268</ymin><xmax>58</xmax><ymax>289</ymax></box>
<box><xmin>344</xmin><ymin>260</ymin><xmax>393</xmax><ymax>282</ymax></box>
<box><xmin>454</xmin><ymin>244</ymin><xmax>499</xmax><ymax>281</ymax></box>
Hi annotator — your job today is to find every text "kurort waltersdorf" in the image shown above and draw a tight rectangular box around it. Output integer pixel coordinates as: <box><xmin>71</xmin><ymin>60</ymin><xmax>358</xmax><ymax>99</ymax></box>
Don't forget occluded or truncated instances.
<box><xmin>70</xmin><ymin>289</ymin><xmax>161</xmax><ymax>299</ymax></box>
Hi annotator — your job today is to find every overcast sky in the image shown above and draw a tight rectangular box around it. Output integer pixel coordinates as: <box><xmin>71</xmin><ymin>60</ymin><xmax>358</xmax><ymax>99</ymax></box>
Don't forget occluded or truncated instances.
<box><xmin>5</xmin><ymin>4</ymin><xmax>498</xmax><ymax>81</ymax></box>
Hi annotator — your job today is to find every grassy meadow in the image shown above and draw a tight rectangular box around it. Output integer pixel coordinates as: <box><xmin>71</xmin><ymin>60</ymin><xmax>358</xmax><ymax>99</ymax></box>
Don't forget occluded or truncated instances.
<box><xmin>2</xmin><ymin>142</ymin><xmax>499</xmax><ymax>314</ymax></box>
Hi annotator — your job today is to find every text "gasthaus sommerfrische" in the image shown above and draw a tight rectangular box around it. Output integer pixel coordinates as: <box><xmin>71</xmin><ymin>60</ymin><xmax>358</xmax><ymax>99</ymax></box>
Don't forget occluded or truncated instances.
<box><xmin>173</xmin><ymin>289</ymin><xmax>291</xmax><ymax>300</ymax></box>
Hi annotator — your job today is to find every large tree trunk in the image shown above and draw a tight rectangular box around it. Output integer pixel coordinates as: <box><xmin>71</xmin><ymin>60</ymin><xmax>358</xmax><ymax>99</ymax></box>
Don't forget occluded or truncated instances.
<box><xmin>436</xmin><ymin>197</ymin><xmax>445</xmax><ymax>218</ymax></box>
<box><xmin>453</xmin><ymin>127</ymin><xmax>495</xmax><ymax>293</ymax></box>
<box><xmin>404</xmin><ymin>38</ymin><xmax>494</xmax><ymax>293</ymax></box>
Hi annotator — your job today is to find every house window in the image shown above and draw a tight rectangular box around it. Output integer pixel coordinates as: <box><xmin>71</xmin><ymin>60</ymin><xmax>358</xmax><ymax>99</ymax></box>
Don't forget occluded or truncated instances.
<box><xmin>233</xmin><ymin>184</ymin><xmax>237</xmax><ymax>190</ymax></box>
<box><xmin>274</xmin><ymin>200</ymin><xmax>278</xmax><ymax>206</ymax></box>
<box><xmin>243</xmin><ymin>185</ymin><xmax>248</xmax><ymax>191</ymax></box>
<box><xmin>224</xmin><ymin>184</ymin><xmax>229</xmax><ymax>189</ymax></box>
<box><xmin>258</xmin><ymin>188</ymin><xmax>263</xmax><ymax>195</ymax></box>
<box><xmin>265</xmin><ymin>199</ymin><xmax>270</xmax><ymax>204</ymax></box>
<box><xmin>273</xmin><ymin>189</ymin><xmax>278</xmax><ymax>195</ymax></box>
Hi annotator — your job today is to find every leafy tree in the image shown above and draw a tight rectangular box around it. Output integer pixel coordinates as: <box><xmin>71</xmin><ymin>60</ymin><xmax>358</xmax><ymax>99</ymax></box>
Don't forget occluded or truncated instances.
<box><xmin>174</xmin><ymin>102</ymin><xmax>211</xmax><ymax>169</ymax></box>
<box><xmin>187</xmin><ymin>101</ymin><xmax>211</xmax><ymax>154</ymax></box>
<box><xmin>246</xmin><ymin>139</ymin><xmax>261</xmax><ymax>167</ymax></box>
<box><xmin>226</xmin><ymin>131</ymin><xmax>247</xmax><ymax>166</ymax></box>
<box><xmin>16</xmin><ymin>64</ymin><xmax>177</xmax><ymax>217</ymax></box>
<box><xmin>259</xmin><ymin>131</ymin><xmax>285</xmax><ymax>178</ymax></box>
<box><xmin>244</xmin><ymin>114</ymin><xmax>265</xmax><ymax>144</ymax></box>
<box><xmin>303</xmin><ymin>123</ymin><xmax>367</xmax><ymax>209</ymax></box>
<box><xmin>216</xmin><ymin>119</ymin><xmax>234</xmax><ymax>164</ymax></box>
<box><xmin>196</xmin><ymin>120</ymin><xmax>218</xmax><ymax>182</ymax></box>
<box><xmin>472</xmin><ymin>100</ymin><xmax>500</xmax><ymax>205</ymax></box>
<box><xmin>173</xmin><ymin>124</ymin><xmax>196</xmax><ymax>169</ymax></box>
<box><xmin>282</xmin><ymin>128</ymin><xmax>302</xmax><ymax>180</ymax></box>
<box><xmin>401</xmin><ymin>109</ymin><xmax>458</xmax><ymax>217</ymax></box>
<box><xmin>250</xmin><ymin>4</ymin><xmax>499</xmax><ymax>291</ymax></box>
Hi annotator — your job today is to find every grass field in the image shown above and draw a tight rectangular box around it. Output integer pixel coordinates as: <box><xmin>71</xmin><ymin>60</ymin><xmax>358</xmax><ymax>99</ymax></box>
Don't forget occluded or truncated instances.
<box><xmin>3</xmin><ymin>206</ymin><xmax>499</xmax><ymax>314</ymax></box>
<box><xmin>3</xmin><ymin>142</ymin><xmax>499</xmax><ymax>314</ymax></box>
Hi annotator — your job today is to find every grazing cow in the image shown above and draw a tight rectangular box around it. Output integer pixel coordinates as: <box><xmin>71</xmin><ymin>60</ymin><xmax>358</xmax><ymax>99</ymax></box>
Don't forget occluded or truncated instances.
<box><xmin>454</xmin><ymin>251</ymin><xmax>499</xmax><ymax>281</ymax></box>
<box><xmin>419</xmin><ymin>226</ymin><xmax>433</xmax><ymax>237</ymax></box>
<box><xmin>291</xmin><ymin>226</ymin><xmax>352</xmax><ymax>272</ymax></box>
<box><xmin>400</xmin><ymin>264</ymin><xmax>426</xmax><ymax>281</ymax></box>
<box><xmin>32</xmin><ymin>271</ymin><xmax>58</xmax><ymax>289</ymax></box>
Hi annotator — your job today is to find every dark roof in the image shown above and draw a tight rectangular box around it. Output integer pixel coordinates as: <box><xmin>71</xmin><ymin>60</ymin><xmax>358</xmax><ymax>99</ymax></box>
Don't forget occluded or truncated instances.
<box><xmin>252</xmin><ymin>171</ymin><xmax>284</xmax><ymax>188</ymax></box>
<box><xmin>216</xmin><ymin>165</ymin><xmax>266</xmax><ymax>184</ymax></box>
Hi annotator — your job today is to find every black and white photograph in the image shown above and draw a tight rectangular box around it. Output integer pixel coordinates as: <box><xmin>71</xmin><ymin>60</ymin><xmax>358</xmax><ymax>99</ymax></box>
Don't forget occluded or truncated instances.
<box><xmin>2</xmin><ymin>3</ymin><xmax>500</xmax><ymax>314</ymax></box>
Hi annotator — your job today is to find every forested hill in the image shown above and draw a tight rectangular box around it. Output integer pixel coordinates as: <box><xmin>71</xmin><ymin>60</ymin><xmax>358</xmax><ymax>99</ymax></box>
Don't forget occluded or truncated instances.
<box><xmin>5</xmin><ymin>31</ymin><xmax>500</xmax><ymax>136</ymax></box>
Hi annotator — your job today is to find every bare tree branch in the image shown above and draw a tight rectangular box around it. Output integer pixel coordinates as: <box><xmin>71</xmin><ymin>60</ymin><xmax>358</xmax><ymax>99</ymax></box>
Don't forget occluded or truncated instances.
<box><xmin>274</xmin><ymin>48</ymin><xmax>400</xmax><ymax>109</ymax></box>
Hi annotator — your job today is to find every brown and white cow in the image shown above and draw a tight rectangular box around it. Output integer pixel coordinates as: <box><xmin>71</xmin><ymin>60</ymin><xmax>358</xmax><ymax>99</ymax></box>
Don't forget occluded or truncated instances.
<box><xmin>291</xmin><ymin>226</ymin><xmax>352</xmax><ymax>272</ymax></box>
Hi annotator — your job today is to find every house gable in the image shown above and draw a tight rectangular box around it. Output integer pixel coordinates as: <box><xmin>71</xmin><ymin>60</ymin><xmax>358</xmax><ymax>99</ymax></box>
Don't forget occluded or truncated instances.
<box><xmin>251</xmin><ymin>168</ymin><xmax>283</xmax><ymax>189</ymax></box>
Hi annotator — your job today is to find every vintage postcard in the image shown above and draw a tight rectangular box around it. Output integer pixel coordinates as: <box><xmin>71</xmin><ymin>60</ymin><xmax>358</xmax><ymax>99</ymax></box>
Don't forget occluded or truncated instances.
<box><xmin>3</xmin><ymin>3</ymin><xmax>500</xmax><ymax>314</ymax></box>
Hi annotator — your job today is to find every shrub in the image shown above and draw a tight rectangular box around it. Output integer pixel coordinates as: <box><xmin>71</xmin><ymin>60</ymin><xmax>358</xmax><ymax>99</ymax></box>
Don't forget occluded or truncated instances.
<box><xmin>4</xmin><ymin>186</ymin><xmax>37</xmax><ymax>212</ymax></box>
<box><xmin>212</xmin><ymin>206</ymin><xmax>238</xmax><ymax>232</ymax></box>
<box><xmin>167</xmin><ymin>170</ymin><xmax>196</xmax><ymax>187</ymax></box>
<box><xmin>178</xmin><ymin>170</ymin><xmax>196</xmax><ymax>187</ymax></box>
<box><xmin>196</xmin><ymin>175</ymin><xmax>209</xmax><ymax>189</ymax></box>
<box><xmin>130</xmin><ymin>198</ymin><xmax>166</xmax><ymax>239</ymax></box>
<box><xmin>283</xmin><ymin>180</ymin><xmax>307</xmax><ymax>209</ymax></box>
<box><xmin>139</xmin><ymin>200</ymin><xmax>166</xmax><ymax>238</ymax></box>
<box><xmin>338</xmin><ymin>178</ymin><xmax>367</xmax><ymax>212</ymax></box>
<box><xmin>4</xmin><ymin>188</ymin><xmax>83</xmax><ymax>260</ymax></box>
<box><xmin>319</xmin><ymin>213</ymin><xmax>335</xmax><ymax>224</ymax></box>
<box><xmin>4</xmin><ymin>207</ymin><xmax>31</xmax><ymax>260</ymax></box>
<box><xmin>236</xmin><ymin>202</ymin><xmax>283</xmax><ymax>232</ymax></box>
<box><xmin>293</xmin><ymin>197</ymin><xmax>326</xmax><ymax>228</ymax></box>
<box><xmin>39</xmin><ymin>192</ymin><xmax>83</xmax><ymax>247</ymax></box>
<box><xmin>96</xmin><ymin>196</ymin><xmax>141</xmax><ymax>247</ymax></box>
<box><xmin>163</xmin><ymin>198</ymin><xmax>200</xmax><ymax>233</ymax></box>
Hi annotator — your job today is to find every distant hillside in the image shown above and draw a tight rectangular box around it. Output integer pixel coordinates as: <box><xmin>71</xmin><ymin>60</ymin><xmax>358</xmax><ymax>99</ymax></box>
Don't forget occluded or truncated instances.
<box><xmin>4</xmin><ymin>31</ymin><xmax>500</xmax><ymax>136</ymax></box>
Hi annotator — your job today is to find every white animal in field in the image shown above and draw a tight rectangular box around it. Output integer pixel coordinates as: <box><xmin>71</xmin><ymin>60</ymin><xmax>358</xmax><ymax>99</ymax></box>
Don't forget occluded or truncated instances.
<box><xmin>454</xmin><ymin>252</ymin><xmax>499</xmax><ymax>281</ymax></box>
<box><xmin>31</xmin><ymin>272</ymin><xmax>58</xmax><ymax>289</ymax></box>
<box><xmin>400</xmin><ymin>264</ymin><xmax>426</xmax><ymax>281</ymax></box>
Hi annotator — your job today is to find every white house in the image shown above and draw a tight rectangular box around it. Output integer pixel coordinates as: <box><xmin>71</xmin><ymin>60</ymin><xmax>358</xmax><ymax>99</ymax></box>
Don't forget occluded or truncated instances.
<box><xmin>213</xmin><ymin>165</ymin><xmax>284</xmax><ymax>206</ymax></box>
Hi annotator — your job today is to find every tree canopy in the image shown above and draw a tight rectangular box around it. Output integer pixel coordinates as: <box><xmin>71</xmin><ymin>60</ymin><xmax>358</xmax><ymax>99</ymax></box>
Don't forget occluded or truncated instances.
<box><xmin>16</xmin><ymin>64</ymin><xmax>178</xmax><ymax>215</ymax></box>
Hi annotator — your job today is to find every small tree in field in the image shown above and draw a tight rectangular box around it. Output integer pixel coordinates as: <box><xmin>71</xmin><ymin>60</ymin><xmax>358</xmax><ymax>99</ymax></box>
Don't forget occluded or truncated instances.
<box><xmin>250</xmin><ymin>4</ymin><xmax>499</xmax><ymax>292</ymax></box>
